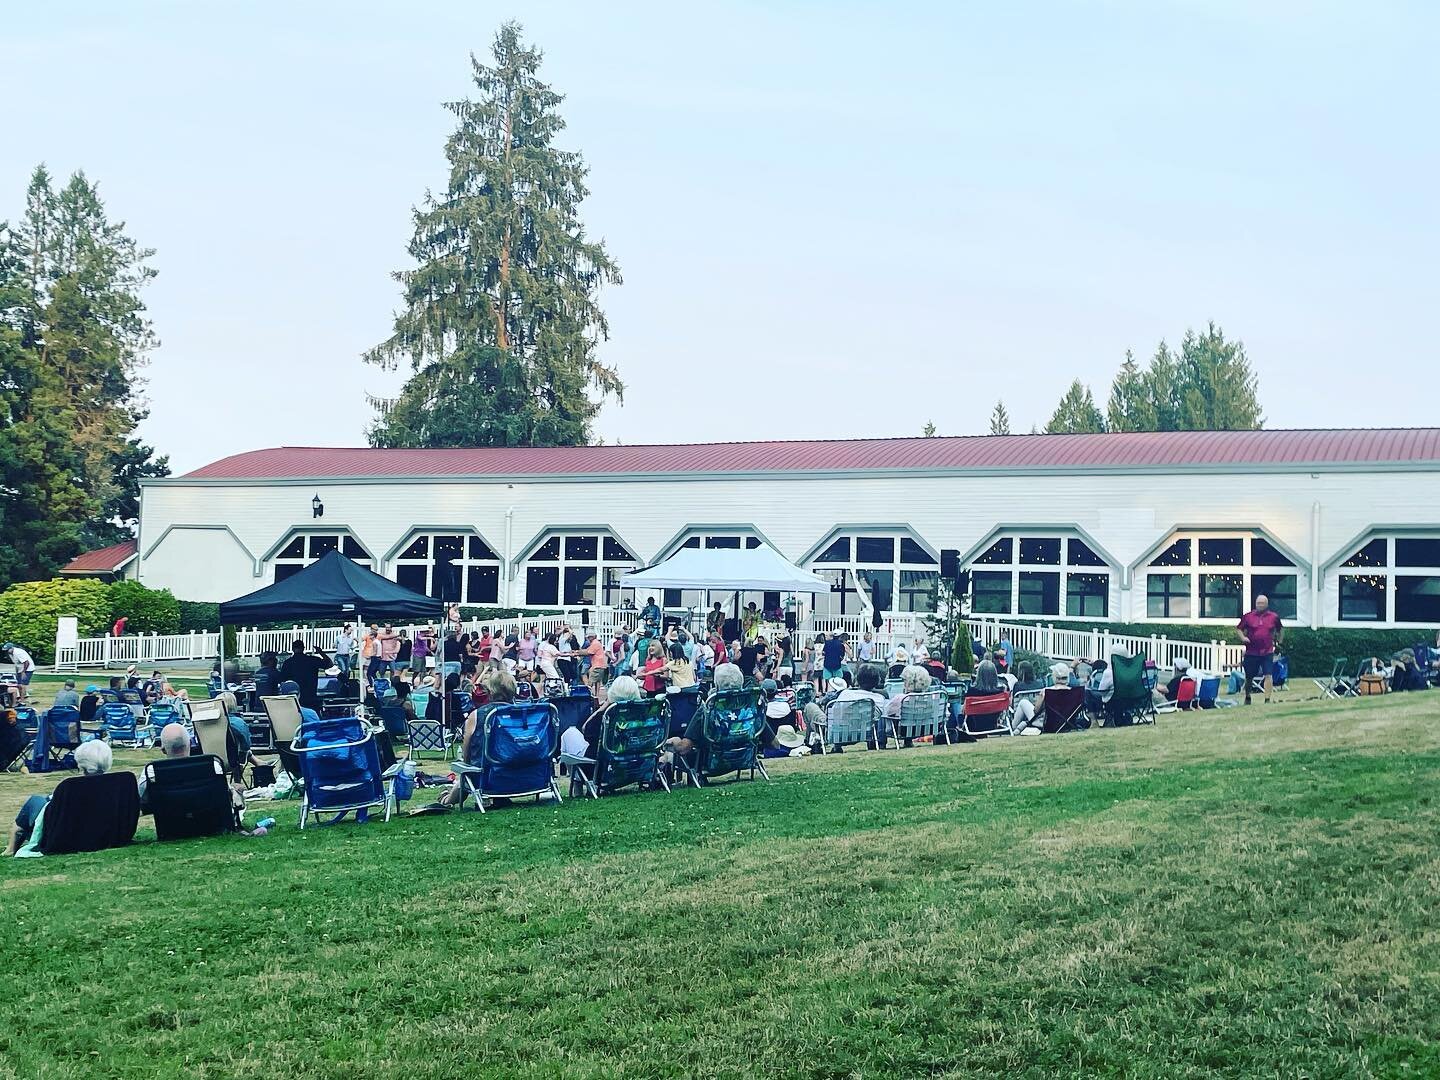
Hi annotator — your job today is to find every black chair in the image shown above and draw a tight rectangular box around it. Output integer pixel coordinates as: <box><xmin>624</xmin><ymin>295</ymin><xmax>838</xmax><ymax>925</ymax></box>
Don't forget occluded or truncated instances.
<box><xmin>142</xmin><ymin>755</ymin><xmax>239</xmax><ymax>841</ymax></box>
<box><xmin>38</xmin><ymin>772</ymin><xmax>140</xmax><ymax>855</ymax></box>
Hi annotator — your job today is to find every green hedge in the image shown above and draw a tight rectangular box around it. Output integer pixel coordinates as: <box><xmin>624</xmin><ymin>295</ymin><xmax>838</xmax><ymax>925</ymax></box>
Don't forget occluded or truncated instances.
<box><xmin>108</xmin><ymin>580</ymin><xmax>181</xmax><ymax>635</ymax></box>
<box><xmin>0</xmin><ymin>579</ymin><xmax>114</xmax><ymax>664</ymax></box>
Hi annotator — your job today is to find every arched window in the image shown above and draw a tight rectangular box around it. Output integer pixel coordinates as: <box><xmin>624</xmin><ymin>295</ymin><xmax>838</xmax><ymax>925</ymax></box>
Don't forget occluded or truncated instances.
<box><xmin>966</xmin><ymin>532</ymin><xmax>1111</xmax><ymax>619</ymax></box>
<box><xmin>271</xmin><ymin>531</ymin><xmax>371</xmax><ymax>582</ymax></box>
<box><xmin>1141</xmin><ymin>531</ymin><xmax>1298</xmax><ymax>621</ymax></box>
<box><xmin>805</xmin><ymin>530</ymin><xmax>938</xmax><ymax>615</ymax></box>
<box><xmin>520</xmin><ymin>531</ymin><xmax>637</xmax><ymax>607</ymax></box>
<box><xmin>392</xmin><ymin>532</ymin><xmax>500</xmax><ymax>604</ymax></box>
<box><xmin>1336</xmin><ymin>532</ymin><xmax>1440</xmax><ymax>624</ymax></box>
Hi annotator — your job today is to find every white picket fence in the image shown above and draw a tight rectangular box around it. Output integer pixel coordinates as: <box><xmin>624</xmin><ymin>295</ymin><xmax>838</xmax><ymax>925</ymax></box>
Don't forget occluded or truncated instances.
<box><xmin>54</xmin><ymin>606</ymin><xmax>1243</xmax><ymax>675</ymax></box>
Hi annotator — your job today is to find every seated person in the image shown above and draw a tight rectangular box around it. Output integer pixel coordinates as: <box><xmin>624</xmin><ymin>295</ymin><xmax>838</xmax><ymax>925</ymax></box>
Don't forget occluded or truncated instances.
<box><xmin>811</xmin><ymin>665</ymin><xmax>887</xmax><ymax>751</ymax></box>
<box><xmin>252</xmin><ymin>651</ymin><xmax>282</xmax><ymax>699</ymax></box>
<box><xmin>665</xmin><ymin>662</ymin><xmax>745</xmax><ymax>767</ymax></box>
<box><xmin>78</xmin><ymin>684</ymin><xmax>102</xmax><ymax>724</ymax></box>
<box><xmin>137</xmin><ymin>722</ymin><xmax>196</xmax><ymax>812</ymax></box>
<box><xmin>565</xmin><ymin>675</ymin><xmax>644</xmax><ymax>760</ymax></box>
<box><xmin>1084</xmin><ymin>660</ymin><xmax>1108</xmax><ymax>714</ymax></box>
<box><xmin>1012</xmin><ymin>663</ymin><xmax>1072</xmax><ymax>734</ymax></box>
<box><xmin>819</xmin><ymin>674</ymin><xmax>852</xmax><ymax>709</ymax></box>
<box><xmin>887</xmin><ymin>647</ymin><xmax>909</xmax><ymax>680</ymax></box>
<box><xmin>1011</xmin><ymin>660</ymin><xmax>1045</xmax><ymax>695</ymax></box>
<box><xmin>52</xmin><ymin>679</ymin><xmax>82</xmax><ymax>711</ymax></box>
<box><xmin>965</xmin><ymin>660</ymin><xmax>1005</xmax><ymax>699</ymax></box>
<box><xmin>883</xmin><ymin>664</ymin><xmax>933</xmax><ymax>746</ymax></box>
<box><xmin>8</xmin><ymin>739</ymin><xmax>111</xmax><ymax>855</ymax></box>
<box><xmin>215</xmin><ymin>691</ymin><xmax>255</xmax><ymax>767</ymax></box>
<box><xmin>1162</xmin><ymin>657</ymin><xmax>1199</xmax><ymax>703</ymax></box>
<box><xmin>438</xmin><ymin>671</ymin><xmax>518</xmax><ymax>806</ymax></box>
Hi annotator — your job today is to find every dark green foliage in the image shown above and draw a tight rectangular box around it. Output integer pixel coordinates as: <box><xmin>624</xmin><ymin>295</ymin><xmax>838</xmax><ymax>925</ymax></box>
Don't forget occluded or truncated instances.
<box><xmin>988</xmin><ymin>400</ymin><xmax>1011</xmax><ymax>435</ymax></box>
<box><xmin>0</xmin><ymin>165</ymin><xmax>168</xmax><ymax>588</ymax></box>
<box><xmin>0</xmin><ymin>578</ymin><xmax>113</xmax><ymax>662</ymax></box>
<box><xmin>1103</xmin><ymin>323</ymin><xmax>1263</xmax><ymax>433</ymax></box>
<box><xmin>107</xmin><ymin>580</ymin><xmax>180</xmax><ymax>635</ymax></box>
<box><xmin>176</xmin><ymin>600</ymin><xmax>219</xmax><ymax>632</ymax></box>
<box><xmin>367</xmin><ymin>23</ymin><xmax>622</xmax><ymax>449</ymax></box>
<box><xmin>1044</xmin><ymin>380</ymin><xmax>1106</xmax><ymax>433</ymax></box>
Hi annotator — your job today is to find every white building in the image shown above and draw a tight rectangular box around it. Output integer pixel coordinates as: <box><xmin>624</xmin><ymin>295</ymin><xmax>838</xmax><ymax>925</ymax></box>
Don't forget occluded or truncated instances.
<box><xmin>119</xmin><ymin>428</ymin><xmax>1440</xmax><ymax>629</ymax></box>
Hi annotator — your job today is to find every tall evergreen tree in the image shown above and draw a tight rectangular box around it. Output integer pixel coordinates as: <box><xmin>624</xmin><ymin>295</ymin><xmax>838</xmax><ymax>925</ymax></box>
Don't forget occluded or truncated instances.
<box><xmin>0</xmin><ymin>165</ymin><xmax>167</xmax><ymax>585</ymax></box>
<box><xmin>1172</xmin><ymin>322</ymin><xmax>1263</xmax><ymax>430</ymax></box>
<box><xmin>988</xmin><ymin>400</ymin><xmax>1011</xmax><ymax>435</ymax></box>
<box><xmin>1105</xmin><ymin>350</ymin><xmax>1155</xmax><ymax>432</ymax></box>
<box><xmin>1044</xmin><ymin>380</ymin><xmax>1106</xmax><ymax>434</ymax></box>
<box><xmin>921</xmin><ymin>420</ymin><xmax>937</xmax><ymax>437</ymax></box>
<box><xmin>367</xmin><ymin>23</ymin><xmax>622</xmax><ymax>448</ymax></box>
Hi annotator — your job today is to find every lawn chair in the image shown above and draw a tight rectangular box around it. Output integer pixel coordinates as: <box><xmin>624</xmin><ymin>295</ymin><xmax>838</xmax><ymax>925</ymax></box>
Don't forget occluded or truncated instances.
<box><xmin>680</xmin><ymin>688</ymin><xmax>769</xmax><ymax>785</ymax></box>
<box><xmin>550</xmin><ymin>684</ymin><xmax>595</xmax><ymax>734</ymax></box>
<box><xmin>451</xmin><ymin>701</ymin><xmax>562</xmax><ymax>811</ymax></box>
<box><xmin>563</xmin><ymin>697</ymin><xmax>670</xmax><ymax>798</ymax></box>
<box><xmin>895</xmin><ymin>690</ymin><xmax>947</xmax><ymax>746</ymax></box>
<box><xmin>374</xmin><ymin>704</ymin><xmax>410</xmax><ymax>741</ymax></box>
<box><xmin>190</xmin><ymin>698</ymin><xmax>243</xmax><ymax>782</ymax></box>
<box><xmin>1040</xmin><ymin>686</ymin><xmax>1087</xmax><ymax>733</ymax></box>
<box><xmin>823</xmin><ymin>697</ymin><xmax>880</xmax><ymax>751</ymax></box>
<box><xmin>6</xmin><ymin>706</ymin><xmax>39</xmax><ymax>772</ymax></box>
<box><xmin>28</xmin><ymin>771</ymin><xmax>140</xmax><ymax>856</ymax></box>
<box><xmin>142</xmin><ymin>755</ymin><xmax>240</xmax><ymax>841</ymax></box>
<box><xmin>664</xmin><ymin>686</ymin><xmax>702</xmax><ymax>739</ymax></box>
<box><xmin>261</xmin><ymin>695</ymin><xmax>305</xmax><ymax>779</ymax></box>
<box><xmin>27</xmin><ymin>706</ymin><xmax>82</xmax><ymax>773</ymax></box>
<box><xmin>961</xmin><ymin>691</ymin><xmax>1013</xmax><ymax>738</ymax></box>
<box><xmin>1</xmin><ymin>707</ymin><xmax>28</xmax><ymax>773</ymax></box>
<box><xmin>292</xmin><ymin>712</ymin><xmax>395</xmax><ymax>829</ymax></box>
<box><xmin>1196</xmin><ymin>676</ymin><xmax>1221</xmax><ymax>709</ymax></box>
<box><xmin>117</xmin><ymin>687</ymin><xmax>146</xmax><ymax>721</ymax></box>
<box><xmin>1105</xmin><ymin>653</ymin><xmax>1155</xmax><ymax>726</ymax></box>
<box><xmin>1313</xmin><ymin>658</ymin><xmax>1357</xmax><ymax>699</ymax></box>
<box><xmin>100</xmin><ymin>700</ymin><xmax>150</xmax><ymax>748</ymax></box>
<box><xmin>884</xmin><ymin>677</ymin><xmax>905</xmax><ymax>699</ymax></box>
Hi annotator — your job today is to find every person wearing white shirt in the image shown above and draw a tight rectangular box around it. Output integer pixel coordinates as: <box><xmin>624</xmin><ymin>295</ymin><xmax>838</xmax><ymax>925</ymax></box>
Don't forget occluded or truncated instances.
<box><xmin>4</xmin><ymin>643</ymin><xmax>34</xmax><ymax>704</ymax></box>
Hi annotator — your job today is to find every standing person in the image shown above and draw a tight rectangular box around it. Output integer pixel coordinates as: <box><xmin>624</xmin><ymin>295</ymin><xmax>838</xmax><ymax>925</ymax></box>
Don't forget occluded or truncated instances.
<box><xmin>641</xmin><ymin>596</ymin><xmax>662</xmax><ymax>633</ymax></box>
<box><xmin>857</xmin><ymin>632</ymin><xmax>875</xmax><ymax>664</ymax></box>
<box><xmin>3</xmin><ymin>643</ymin><xmax>33</xmax><ymax>705</ymax></box>
<box><xmin>279</xmin><ymin>638</ymin><xmax>330</xmax><ymax>710</ymax></box>
<box><xmin>441</xmin><ymin>630</ymin><xmax>463</xmax><ymax>679</ymax></box>
<box><xmin>1237</xmin><ymin>595</ymin><xmax>1283</xmax><ymax>705</ymax></box>
<box><xmin>360</xmin><ymin>624</ymin><xmax>379</xmax><ymax>683</ymax></box>
<box><xmin>822</xmin><ymin>631</ymin><xmax>850</xmax><ymax>685</ymax></box>
<box><xmin>396</xmin><ymin>630</ymin><xmax>413</xmax><ymax>672</ymax></box>
<box><xmin>333</xmin><ymin>624</ymin><xmax>355</xmax><ymax>681</ymax></box>
<box><xmin>517</xmin><ymin>629</ymin><xmax>538</xmax><ymax>666</ymax></box>
<box><xmin>377</xmin><ymin>625</ymin><xmax>401</xmax><ymax>680</ymax></box>
<box><xmin>581</xmin><ymin>631</ymin><xmax>609</xmax><ymax>692</ymax></box>
<box><xmin>706</xmin><ymin>602</ymin><xmax>725</xmax><ymax>638</ymax></box>
<box><xmin>411</xmin><ymin>628</ymin><xmax>432</xmax><ymax>674</ymax></box>
<box><xmin>807</xmin><ymin>634</ymin><xmax>826</xmax><ymax>691</ymax></box>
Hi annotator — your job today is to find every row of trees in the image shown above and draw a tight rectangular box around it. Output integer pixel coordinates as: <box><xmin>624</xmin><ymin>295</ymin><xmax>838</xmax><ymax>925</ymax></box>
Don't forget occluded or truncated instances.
<box><xmin>0</xmin><ymin>167</ymin><xmax>168</xmax><ymax>590</ymax></box>
<box><xmin>932</xmin><ymin>323</ymin><xmax>1262</xmax><ymax>439</ymax></box>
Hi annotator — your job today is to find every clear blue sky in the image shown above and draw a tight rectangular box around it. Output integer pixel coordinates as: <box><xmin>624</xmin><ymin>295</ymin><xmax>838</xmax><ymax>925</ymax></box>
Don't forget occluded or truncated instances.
<box><xmin>5</xmin><ymin>1</ymin><xmax>1436</xmax><ymax>472</ymax></box>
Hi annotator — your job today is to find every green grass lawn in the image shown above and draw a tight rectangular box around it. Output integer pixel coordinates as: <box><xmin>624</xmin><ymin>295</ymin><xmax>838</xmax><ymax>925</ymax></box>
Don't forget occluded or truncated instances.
<box><xmin>3</xmin><ymin>692</ymin><xmax>1438</xmax><ymax>1078</ymax></box>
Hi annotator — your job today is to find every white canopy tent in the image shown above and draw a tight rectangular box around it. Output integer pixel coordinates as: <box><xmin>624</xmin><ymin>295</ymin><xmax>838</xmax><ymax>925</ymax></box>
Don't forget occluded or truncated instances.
<box><xmin>620</xmin><ymin>544</ymin><xmax>830</xmax><ymax>593</ymax></box>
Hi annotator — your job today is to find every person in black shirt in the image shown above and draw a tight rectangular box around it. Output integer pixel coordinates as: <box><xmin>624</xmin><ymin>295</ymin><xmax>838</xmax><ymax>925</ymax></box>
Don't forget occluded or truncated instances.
<box><xmin>397</xmin><ymin>631</ymin><xmax>413</xmax><ymax>667</ymax></box>
<box><xmin>278</xmin><ymin>638</ymin><xmax>329</xmax><ymax>709</ymax></box>
<box><xmin>737</xmin><ymin>644</ymin><xmax>759</xmax><ymax>682</ymax></box>
<box><xmin>253</xmin><ymin>651</ymin><xmax>282</xmax><ymax>699</ymax></box>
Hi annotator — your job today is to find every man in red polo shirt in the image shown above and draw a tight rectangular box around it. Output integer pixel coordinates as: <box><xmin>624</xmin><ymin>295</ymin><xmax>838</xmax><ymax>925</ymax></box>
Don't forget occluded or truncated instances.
<box><xmin>1237</xmin><ymin>595</ymin><xmax>1283</xmax><ymax>705</ymax></box>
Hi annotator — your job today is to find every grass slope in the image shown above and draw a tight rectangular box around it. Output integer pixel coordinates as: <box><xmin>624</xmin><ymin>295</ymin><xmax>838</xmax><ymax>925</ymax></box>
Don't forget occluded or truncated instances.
<box><xmin>2</xmin><ymin>695</ymin><xmax>1438</xmax><ymax>1078</ymax></box>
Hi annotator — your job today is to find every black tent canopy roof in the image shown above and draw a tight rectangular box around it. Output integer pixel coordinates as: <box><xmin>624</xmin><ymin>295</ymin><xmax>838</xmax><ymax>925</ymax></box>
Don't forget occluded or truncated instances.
<box><xmin>217</xmin><ymin>550</ymin><xmax>440</xmax><ymax>625</ymax></box>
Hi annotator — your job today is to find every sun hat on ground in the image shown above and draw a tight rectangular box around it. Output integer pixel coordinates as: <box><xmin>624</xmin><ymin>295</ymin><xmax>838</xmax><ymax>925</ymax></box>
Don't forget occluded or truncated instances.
<box><xmin>773</xmin><ymin>724</ymin><xmax>805</xmax><ymax>749</ymax></box>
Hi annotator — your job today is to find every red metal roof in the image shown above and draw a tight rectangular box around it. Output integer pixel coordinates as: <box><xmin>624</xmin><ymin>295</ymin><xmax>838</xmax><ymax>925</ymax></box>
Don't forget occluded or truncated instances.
<box><xmin>178</xmin><ymin>429</ymin><xmax>1440</xmax><ymax>481</ymax></box>
<box><xmin>61</xmin><ymin>540</ymin><xmax>139</xmax><ymax>573</ymax></box>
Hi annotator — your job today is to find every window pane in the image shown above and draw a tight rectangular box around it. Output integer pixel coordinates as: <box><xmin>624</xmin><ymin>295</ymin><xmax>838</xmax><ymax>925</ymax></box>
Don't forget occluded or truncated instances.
<box><xmin>1017</xmin><ymin>571</ymin><xmax>1060</xmax><ymax>615</ymax></box>
<box><xmin>563</xmin><ymin>566</ymin><xmax>597</xmax><ymax>605</ymax></box>
<box><xmin>466</xmin><ymin>565</ymin><xmax>499</xmax><ymax>604</ymax></box>
<box><xmin>468</xmin><ymin>535</ymin><xmax>498</xmax><ymax>561</ymax></box>
<box><xmin>682</xmin><ymin>536</ymin><xmax>701</xmax><ymax>549</ymax></box>
<box><xmin>277</xmin><ymin>536</ymin><xmax>305</xmax><ymax>560</ymax></box>
<box><xmin>1146</xmin><ymin>573</ymin><xmax>1191</xmax><ymax>619</ymax></box>
<box><xmin>526</xmin><ymin>566</ymin><xmax>559</xmax><ymax>605</ymax></box>
<box><xmin>1250</xmin><ymin>537</ymin><xmax>1294</xmax><ymax>567</ymax></box>
<box><xmin>1339</xmin><ymin>575</ymin><xmax>1386</xmax><ymax>622</ymax></box>
<box><xmin>1019</xmin><ymin>538</ymin><xmax>1061</xmax><ymax>566</ymax></box>
<box><xmin>341</xmin><ymin>536</ymin><xmax>368</xmax><ymax>559</ymax></box>
<box><xmin>564</xmin><ymin>535</ymin><xmax>597</xmax><ymax>561</ymax></box>
<box><xmin>274</xmin><ymin>563</ymin><xmax>303</xmax><ymax>582</ymax></box>
<box><xmin>531</xmin><ymin>536</ymin><xmax>561</xmax><ymax>561</ymax></box>
<box><xmin>857</xmin><ymin>568</ymin><xmax>893</xmax><ymax>611</ymax></box>
<box><xmin>1199</xmin><ymin>574</ymin><xmax>1242</xmax><ymax>619</ymax></box>
<box><xmin>974</xmin><ymin>539</ymin><xmax>1012</xmax><ymax>565</ymax></box>
<box><xmin>745</xmin><ymin>537</ymin><xmax>761</xmax><ymax>549</ymax></box>
<box><xmin>1395</xmin><ymin>576</ymin><xmax>1440</xmax><ymax>622</ymax></box>
<box><xmin>1067</xmin><ymin>538</ymin><xmax>1105</xmax><ymax>567</ymax></box>
<box><xmin>855</xmin><ymin>537</ymin><xmax>895</xmax><ymax>564</ymax></box>
<box><xmin>309</xmin><ymin>534</ymin><xmax>338</xmax><ymax>558</ymax></box>
<box><xmin>602</xmin><ymin>537</ymin><xmax>634</xmax><ymax>561</ymax></box>
<box><xmin>1065</xmin><ymin>573</ymin><xmax>1109</xmax><ymax>618</ymax></box>
<box><xmin>602</xmin><ymin>568</ymin><xmax>630</xmax><ymax>606</ymax></box>
<box><xmin>662</xmin><ymin>589</ymin><xmax>682</xmax><ymax>607</ymax></box>
<box><xmin>1396</xmin><ymin>538</ymin><xmax>1440</xmax><ymax>568</ymax></box>
<box><xmin>395</xmin><ymin>564</ymin><xmax>428</xmax><ymax>595</ymax></box>
<box><xmin>399</xmin><ymin>536</ymin><xmax>429</xmax><ymax>559</ymax></box>
<box><xmin>1151</xmin><ymin>539</ymin><xmax>1190</xmax><ymax>568</ymax></box>
<box><xmin>899</xmin><ymin>538</ymin><xmax>936</xmax><ymax>565</ymax></box>
<box><xmin>1342</xmin><ymin>539</ymin><xmax>1386</xmax><ymax>568</ymax></box>
<box><xmin>430</xmin><ymin>546</ymin><xmax>463</xmax><ymax>601</ymax></box>
<box><xmin>1251</xmin><ymin>574</ymin><xmax>1297</xmax><ymax>620</ymax></box>
<box><xmin>1198</xmin><ymin>538</ymin><xmax>1243</xmax><ymax>567</ymax></box>
<box><xmin>898</xmin><ymin>570</ymin><xmax>937</xmax><ymax>612</ymax></box>
<box><xmin>814</xmin><ymin>537</ymin><xmax>850</xmax><ymax>563</ymax></box>
<box><xmin>706</xmin><ymin>535</ymin><xmax>741</xmax><ymax>549</ymax></box>
<box><xmin>971</xmin><ymin>571</ymin><xmax>1011</xmax><ymax>614</ymax></box>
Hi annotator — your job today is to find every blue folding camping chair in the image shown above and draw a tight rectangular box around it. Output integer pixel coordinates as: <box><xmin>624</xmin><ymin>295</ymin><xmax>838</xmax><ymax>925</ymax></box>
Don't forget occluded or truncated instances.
<box><xmin>451</xmin><ymin>701</ymin><xmax>561</xmax><ymax>811</ymax></box>
<box><xmin>100</xmin><ymin>700</ymin><xmax>152</xmax><ymax>748</ymax></box>
<box><xmin>28</xmin><ymin>706</ymin><xmax>83</xmax><ymax>773</ymax></box>
<box><xmin>549</xmin><ymin>683</ymin><xmax>595</xmax><ymax>734</ymax></box>
<box><xmin>291</xmin><ymin>712</ymin><xmax>396</xmax><ymax>829</ymax></box>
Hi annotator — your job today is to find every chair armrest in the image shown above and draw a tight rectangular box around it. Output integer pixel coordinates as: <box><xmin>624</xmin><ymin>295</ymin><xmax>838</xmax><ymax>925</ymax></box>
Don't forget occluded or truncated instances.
<box><xmin>558</xmin><ymin>753</ymin><xmax>595</xmax><ymax>767</ymax></box>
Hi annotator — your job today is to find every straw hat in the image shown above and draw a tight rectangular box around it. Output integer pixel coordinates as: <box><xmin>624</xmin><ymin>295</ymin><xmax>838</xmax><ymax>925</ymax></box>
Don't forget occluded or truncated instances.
<box><xmin>773</xmin><ymin>724</ymin><xmax>805</xmax><ymax>749</ymax></box>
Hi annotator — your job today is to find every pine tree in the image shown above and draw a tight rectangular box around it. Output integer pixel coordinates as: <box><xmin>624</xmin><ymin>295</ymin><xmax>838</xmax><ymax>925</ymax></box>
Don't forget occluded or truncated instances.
<box><xmin>921</xmin><ymin>420</ymin><xmax>937</xmax><ymax>438</ymax></box>
<box><xmin>366</xmin><ymin>23</ymin><xmax>622</xmax><ymax>448</ymax></box>
<box><xmin>988</xmin><ymin>400</ymin><xmax>1011</xmax><ymax>435</ymax></box>
<box><xmin>1044</xmin><ymin>380</ymin><xmax>1106</xmax><ymax>434</ymax></box>
<box><xmin>1105</xmin><ymin>350</ymin><xmax>1156</xmax><ymax>432</ymax></box>
<box><xmin>1173</xmin><ymin>322</ymin><xmax>1263</xmax><ymax>430</ymax></box>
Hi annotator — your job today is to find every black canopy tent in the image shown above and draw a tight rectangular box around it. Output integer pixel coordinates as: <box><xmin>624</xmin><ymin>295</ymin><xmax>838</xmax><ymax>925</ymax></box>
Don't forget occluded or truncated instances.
<box><xmin>217</xmin><ymin>551</ymin><xmax>445</xmax><ymax>724</ymax></box>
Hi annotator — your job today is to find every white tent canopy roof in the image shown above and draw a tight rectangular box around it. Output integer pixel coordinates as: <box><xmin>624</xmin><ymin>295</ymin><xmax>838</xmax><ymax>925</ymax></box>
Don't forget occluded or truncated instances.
<box><xmin>620</xmin><ymin>544</ymin><xmax>830</xmax><ymax>592</ymax></box>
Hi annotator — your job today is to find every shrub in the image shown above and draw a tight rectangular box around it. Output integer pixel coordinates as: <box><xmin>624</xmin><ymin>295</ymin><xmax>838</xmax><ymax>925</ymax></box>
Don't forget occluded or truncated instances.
<box><xmin>108</xmin><ymin>580</ymin><xmax>181</xmax><ymax>635</ymax></box>
<box><xmin>177</xmin><ymin>600</ymin><xmax>220</xmax><ymax>632</ymax></box>
<box><xmin>0</xmin><ymin>578</ymin><xmax>113</xmax><ymax>664</ymax></box>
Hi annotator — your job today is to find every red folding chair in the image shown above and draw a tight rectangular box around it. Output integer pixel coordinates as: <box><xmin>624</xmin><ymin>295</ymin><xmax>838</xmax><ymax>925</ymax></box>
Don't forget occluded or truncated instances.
<box><xmin>961</xmin><ymin>691</ymin><xmax>1012</xmax><ymax>737</ymax></box>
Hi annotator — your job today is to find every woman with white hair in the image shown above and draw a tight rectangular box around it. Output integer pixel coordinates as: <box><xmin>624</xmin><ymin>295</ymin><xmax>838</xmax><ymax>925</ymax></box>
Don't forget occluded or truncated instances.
<box><xmin>564</xmin><ymin>674</ymin><xmax>644</xmax><ymax>760</ymax></box>
<box><xmin>1012</xmin><ymin>662</ymin><xmax>1073</xmax><ymax>734</ymax></box>
<box><xmin>8</xmin><ymin>739</ymin><xmax>112</xmax><ymax>855</ymax></box>
<box><xmin>882</xmin><ymin>664</ymin><xmax>933</xmax><ymax>747</ymax></box>
<box><xmin>664</xmin><ymin>662</ymin><xmax>743</xmax><ymax>765</ymax></box>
